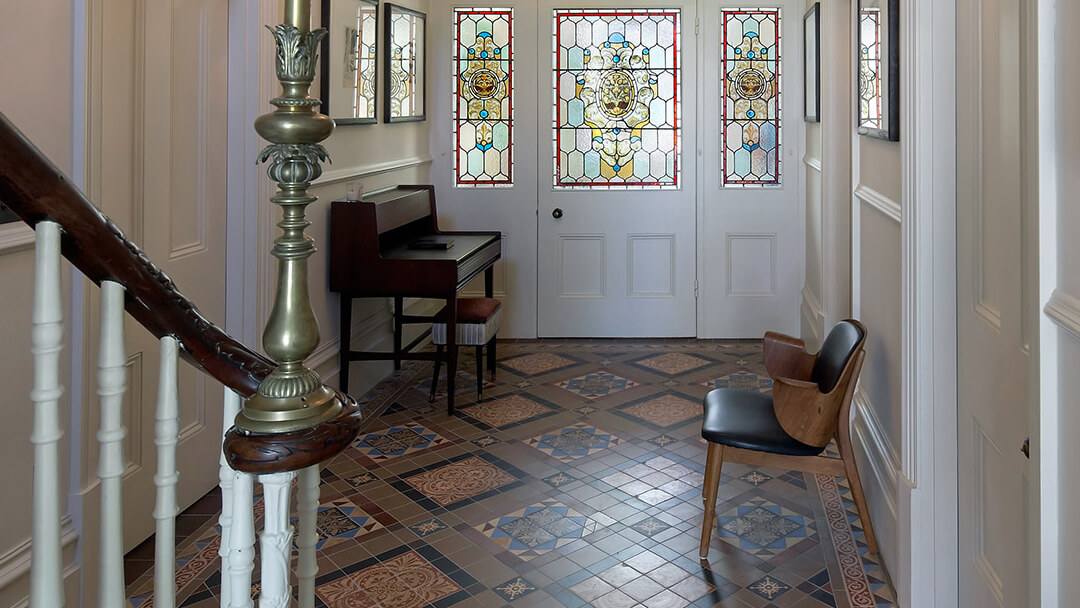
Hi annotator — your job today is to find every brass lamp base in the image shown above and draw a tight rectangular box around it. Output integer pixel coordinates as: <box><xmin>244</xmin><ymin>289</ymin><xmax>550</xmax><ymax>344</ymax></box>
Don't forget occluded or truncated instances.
<box><xmin>235</xmin><ymin>385</ymin><xmax>342</xmax><ymax>434</ymax></box>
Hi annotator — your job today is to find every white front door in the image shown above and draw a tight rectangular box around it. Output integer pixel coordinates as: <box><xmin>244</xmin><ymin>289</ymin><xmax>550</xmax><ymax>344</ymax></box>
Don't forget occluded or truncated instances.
<box><xmin>536</xmin><ymin>2</ymin><xmax>698</xmax><ymax>337</ymax></box>
<box><xmin>88</xmin><ymin>0</ymin><xmax>231</xmax><ymax>550</ymax></box>
<box><xmin>697</xmin><ymin>0</ymin><xmax>802</xmax><ymax>338</ymax></box>
<box><xmin>956</xmin><ymin>0</ymin><xmax>1032</xmax><ymax>604</ymax></box>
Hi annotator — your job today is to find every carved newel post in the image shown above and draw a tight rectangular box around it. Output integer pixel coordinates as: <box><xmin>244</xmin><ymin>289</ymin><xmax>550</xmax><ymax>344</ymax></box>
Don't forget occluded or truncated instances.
<box><xmin>236</xmin><ymin>0</ymin><xmax>341</xmax><ymax>434</ymax></box>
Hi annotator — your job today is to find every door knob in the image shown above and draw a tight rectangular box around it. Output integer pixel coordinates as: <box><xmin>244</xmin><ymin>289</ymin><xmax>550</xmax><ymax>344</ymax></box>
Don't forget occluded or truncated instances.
<box><xmin>552</xmin><ymin>208</ymin><xmax>563</xmax><ymax>219</ymax></box>
<box><xmin>1021</xmin><ymin>437</ymin><xmax>1030</xmax><ymax>459</ymax></box>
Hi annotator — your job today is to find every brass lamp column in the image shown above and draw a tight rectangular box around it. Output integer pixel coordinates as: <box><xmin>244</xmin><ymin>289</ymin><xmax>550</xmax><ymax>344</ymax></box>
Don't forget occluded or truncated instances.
<box><xmin>235</xmin><ymin>0</ymin><xmax>341</xmax><ymax>434</ymax></box>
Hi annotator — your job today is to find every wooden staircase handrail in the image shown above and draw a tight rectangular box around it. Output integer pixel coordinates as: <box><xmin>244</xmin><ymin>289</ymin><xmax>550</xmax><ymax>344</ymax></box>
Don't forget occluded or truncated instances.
<box><xmin>0</xmin><ymin>110</ymin><xmax>274</xmax><ymax>397</ymax></box>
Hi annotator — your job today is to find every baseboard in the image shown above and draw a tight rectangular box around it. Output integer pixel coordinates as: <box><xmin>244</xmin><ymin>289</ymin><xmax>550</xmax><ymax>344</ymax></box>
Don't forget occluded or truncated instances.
<box><xmin>0</xmin><ymin>516</ymin><xmax>79</xmax><ymax>608</ymax></box>
<box><xmin>850</xmin><ymin>389</ymin><xmax>901</xmax><ymax>572</ymax></box>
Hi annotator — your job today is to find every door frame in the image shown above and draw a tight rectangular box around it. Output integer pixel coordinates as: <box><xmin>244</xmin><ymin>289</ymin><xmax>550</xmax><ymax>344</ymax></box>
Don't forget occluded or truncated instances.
<box><xmin>898</xmin><ymin>0</ymin><xmax>958</xmax><ymax>606</ymax></box>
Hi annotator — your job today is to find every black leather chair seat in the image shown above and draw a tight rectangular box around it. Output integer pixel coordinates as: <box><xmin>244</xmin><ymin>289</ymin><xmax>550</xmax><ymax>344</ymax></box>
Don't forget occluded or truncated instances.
<box><xmin>701</xmin><ymin>388</ymin><xmax>823</xmax><ymax>456</ymax></box>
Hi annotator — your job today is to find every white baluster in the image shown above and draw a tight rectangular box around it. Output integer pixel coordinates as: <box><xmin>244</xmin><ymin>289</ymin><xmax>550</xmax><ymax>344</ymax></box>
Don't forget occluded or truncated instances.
<box><xmin>30</xmin><ymin>221</ymin><xmax>65</xmax><ymax>608</ymax></box>
<box><xmin>228</xmin><ymin>470</ymin><xmax>256</xmax><ymax>608</ymax></box>
<box><xmin>218</xmin><ymin>389</ymin><xmax>242</xmax><ymax>605</ymax></box>
<box><xmin>153</xmin><ymin>337</ymin><xmax>180</xmax><ymax>608</ymax></box>
<box><xmin>296</xmin><ymin>464</ymin><xmax>320</xmax><ymax>608</ymax></box>
<box><xmin>259</xmin><ymin>472</ymin><xmax>297</xmax><ymax>608</ymax></box>
<box><xmin>97</xmin><ymin>280</ymin><xmax>128</xmax><ymax>607</ymax></box>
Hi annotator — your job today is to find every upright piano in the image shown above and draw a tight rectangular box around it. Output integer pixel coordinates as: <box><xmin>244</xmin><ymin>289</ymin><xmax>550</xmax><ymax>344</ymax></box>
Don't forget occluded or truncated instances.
<box><xmin>329</xmin><ymin>185</ymin><xmax>501</xmax><ymax>413</ymax></box>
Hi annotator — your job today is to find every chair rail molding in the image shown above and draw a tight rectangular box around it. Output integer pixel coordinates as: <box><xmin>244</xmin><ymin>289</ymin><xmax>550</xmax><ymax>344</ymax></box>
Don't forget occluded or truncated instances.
<box><xmin>1044</xmin><ymin>288</ymin><xmax>1080</xmax><ymax>341</ymax></box>
<box><xmin>854</xmin><ymin>183</ymin><xmax>901</xmax><ymax>224</ymax></box>
<box><xmin>315</xmin><ymin>154</ymin><xmax>433</xmax><ymax>186</ymax></box>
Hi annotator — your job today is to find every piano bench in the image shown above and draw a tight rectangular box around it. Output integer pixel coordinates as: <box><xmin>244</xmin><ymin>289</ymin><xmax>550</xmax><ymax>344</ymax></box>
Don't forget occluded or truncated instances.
<box><xmin>430</xmin><ymin>298</ymin><xmax>502</xmax><ymax>409</ymax></box>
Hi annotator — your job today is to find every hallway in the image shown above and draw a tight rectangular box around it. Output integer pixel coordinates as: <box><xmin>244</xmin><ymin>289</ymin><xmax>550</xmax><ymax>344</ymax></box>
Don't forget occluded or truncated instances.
<box><xmin>125</xmin><ymin>340</ymin><xmax>894</xmax><ymax>607</ymax></box>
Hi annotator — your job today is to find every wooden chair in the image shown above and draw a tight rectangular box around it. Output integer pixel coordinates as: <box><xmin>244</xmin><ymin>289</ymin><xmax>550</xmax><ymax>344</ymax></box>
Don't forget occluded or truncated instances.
<box><xmin>698</xmin><ymin>319</ymin><xmax>876</xmax><ymax>559</ymax></box>
<box><xmin>430</xmin><ymin>297</ymin><xmax>502</xmax><ymax>412</ymax></box>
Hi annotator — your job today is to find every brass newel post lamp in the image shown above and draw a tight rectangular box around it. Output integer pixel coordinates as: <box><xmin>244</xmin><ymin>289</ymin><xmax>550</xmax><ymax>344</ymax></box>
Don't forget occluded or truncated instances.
<box><xmin>235</xmin><ymin>0</ymin><xmax>341</xmax><ymax>434</ymax></box>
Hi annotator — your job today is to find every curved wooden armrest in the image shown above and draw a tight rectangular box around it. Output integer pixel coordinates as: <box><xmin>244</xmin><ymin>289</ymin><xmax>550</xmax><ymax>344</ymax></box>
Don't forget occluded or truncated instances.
<box><xmin>772</xmin><ymin>376</ymin><xmax>837</xmax><ymax>449</ymax></box>
<box><xmin>764</xmin><ymin>331</ymin><xmax>816</xmax><ymax>381</ymax></box>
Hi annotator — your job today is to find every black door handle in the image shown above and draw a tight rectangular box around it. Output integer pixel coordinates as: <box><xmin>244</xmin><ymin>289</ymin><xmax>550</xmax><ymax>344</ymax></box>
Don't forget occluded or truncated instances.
<box><xmin>552</xmin><ymin>208</ymin><xmax>563</xmax><ymax>219</ymax></box>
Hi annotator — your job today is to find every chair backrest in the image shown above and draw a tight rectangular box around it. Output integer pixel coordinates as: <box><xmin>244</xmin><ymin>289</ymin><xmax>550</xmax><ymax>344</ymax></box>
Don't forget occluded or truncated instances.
<box><xmin>811</xmin><ymin>320</ymin><xmax>865</xmax><ymax>393</ymax></box>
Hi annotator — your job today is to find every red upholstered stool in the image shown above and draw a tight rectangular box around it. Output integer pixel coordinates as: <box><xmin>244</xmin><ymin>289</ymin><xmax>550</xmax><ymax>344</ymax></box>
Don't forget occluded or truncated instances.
<box><xmin>430</xmin><ymin>298</ymin><xmax>502</xmax><ymax>410</ymax></box>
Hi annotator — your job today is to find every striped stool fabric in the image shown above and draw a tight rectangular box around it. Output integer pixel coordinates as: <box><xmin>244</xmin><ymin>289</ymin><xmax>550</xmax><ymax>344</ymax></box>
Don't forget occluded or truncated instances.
<box><xmin>431</xmin><ymin>298</ymin><xmax>502</xmax><ymax>408</ymax></box>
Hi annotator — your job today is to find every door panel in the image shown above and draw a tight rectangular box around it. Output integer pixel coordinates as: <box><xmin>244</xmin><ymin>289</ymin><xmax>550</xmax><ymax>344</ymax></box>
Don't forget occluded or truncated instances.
<box><xmin>537</xmin><ymin>2</ymin><xmax>697</xmax><ymax>337</ymax></box>
<box><xmin>88</xmin><ymin>0</ymin><xmax>230</xmax><ymax>551</ymax></box>
<box><xmin>957</xmin><ymin>0</ymin><xmax>1029</xmax><ymax>604</ymax></box>
<box><xmin>698</xmin><ymin>0</ymin><xmax>802</xmax><ymax>338</ymax></box>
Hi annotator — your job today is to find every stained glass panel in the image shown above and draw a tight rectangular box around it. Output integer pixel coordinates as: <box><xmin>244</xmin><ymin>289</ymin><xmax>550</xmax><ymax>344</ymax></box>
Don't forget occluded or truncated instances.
<box><xmin>351</xmin><ymin>4</ymin><xmax>378</xmax><ymax>120</ymax></box>
<box><xmin>454</xmin><ymin>8</ymin><xmax>513</xmax><ymax>186</ymax></box>
<box><xmin>858</xmin><ymin>7</ymin><xmax>882</xmax><ymax>130</ymax></box>
<box><xmin>721</xmin><ymin>9</ymin><xmax>781</xmax><ymax>186</ymax></box>
<box><xmin>553</xmin><ymin>9</ymin><xmax>681</xmax><ymax>188</ymax></box>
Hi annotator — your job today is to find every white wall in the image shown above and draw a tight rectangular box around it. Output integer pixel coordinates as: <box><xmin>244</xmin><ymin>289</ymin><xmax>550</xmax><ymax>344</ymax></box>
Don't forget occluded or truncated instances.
<box><xmin>0</xmin><ymin>2</ymin><xmax>80</xmax><ymax>605</ymax></box>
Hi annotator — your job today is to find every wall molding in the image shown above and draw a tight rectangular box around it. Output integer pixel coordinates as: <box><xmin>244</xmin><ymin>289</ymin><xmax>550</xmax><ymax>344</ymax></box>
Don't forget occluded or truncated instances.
<box><xmin>1045</xmin><ymin>288</ymin><xmax>1080</xmax><ymax>341</ymax></box>
<box><xmin>315</xmin><ymin>154</ymin><xmax>434</xmax><ymax>187</ymax></box>
<box><xmin>801</xmin><ymin>283</ymin><xmax>824</xmax><ymax>344</ymax></box>
<box><xmin>851</xmin><ymin>390</ymin><xmax>901</xmax><ymax>519</ymax></box>
<box><xmin>0</xmin><ymin>516</ymin><xmax>79</xmax><ymax>605</ymax></box>
<box><xmin>854</xmin><ymin>184</ymin><xmax>902</xmax><ymax>224</ymax></box>
<box><xmin>802</xmin><ymin>154</ymin><xmax>823</xmax><ymax>173</ymax></box>
<box><xmin>0</xmin><ymin>223</ymin><xmax>34</xmax><ymax>255</ymax></box>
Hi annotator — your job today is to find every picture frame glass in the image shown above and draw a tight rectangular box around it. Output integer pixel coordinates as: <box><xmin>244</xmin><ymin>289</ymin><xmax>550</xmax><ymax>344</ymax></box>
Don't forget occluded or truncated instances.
<box><xmin>322</xmin><ymin>0</ymin><xmax>379</xmax><ymax>124</ymax></box>
<box><xmin>857</xmin><ymin>0</ymin><xmax>897</xmax><ymax>139</ymax></box>
<box><xmin>385</xmin><ymin>4</ymin><xmax>426</xmax><ymax>121</ymax></box>
<box><xmin>803</xmin><ymin>3</ymin><xmax>820</xmax><ymax>122</ymax></box>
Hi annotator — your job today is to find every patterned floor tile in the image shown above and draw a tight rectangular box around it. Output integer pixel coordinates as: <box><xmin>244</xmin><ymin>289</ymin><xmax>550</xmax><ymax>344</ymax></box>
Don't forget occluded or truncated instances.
<box><xmin>477</xmin><ymin>500</ymin><xmax>599</xmax><ymax>560</ymax></box>
<box><xmin>527</xmin><ymin>423</ymin><xmax>621</xmax><ymax>462</ymax></box>
<box><xmin>715</xmin><ymin>498</ymin><xmax>813</xmax><ymax>556</ymax></box>
<box><xmin>493</xmin><ymin>577</ymin><xmax>538</xmax><ymax>601</ymax></box>
<box><xmin>127</xmin><ymin>339</ymin><xmax>896</xmax><ymax>608</ymax></box>
<box><xmin>628</xmin><ymin>352</ymin><xmax>715</xmax><ymax>375</ymax></box>
<box><xmin>315</xmin><ymin>546</ymin><xmax>472</xmax><ymax>608</ymax></box>
<box><xmin>613</xmin><ymin>393</ymin><xmax>702</xmax><ymax>430</ymax></box>
<box><xmin>556</xmin><ymin>371</ymin><xmax>638</xmax><ymax>399</ymax></box>
<box><xmin>353</xmin><ymin>422</ymin><xmax>449</xmax><ymax>461</ymax></box>
<box><xmin>500</xmin><ymin>352</ymin><xmax>581</xmax><ymax>376</ymax></box>
<box><xmin>459</xmin><ymin>394</ymin><xmax>559</xmax><ymax>429</ymax></box>
<box><xmin>292</xmin><ymin>498</ymin><xmax>385</xmax><ymax>550</ymax></box>
<box><xmin>704</xmin><ymin>372</ymin><xmax>774</xmax><ymax>392</ymax></box>
<box><xmin>397</xmin><ymin>454</ymin><xmax>522</xmax><ymax>508</ymax></box>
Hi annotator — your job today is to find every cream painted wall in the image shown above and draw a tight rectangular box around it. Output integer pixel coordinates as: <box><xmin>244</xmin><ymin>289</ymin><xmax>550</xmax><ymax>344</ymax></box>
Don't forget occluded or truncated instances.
<box><xmin>0</xmin><ymin>1</ymin><xmax>78</xmax><ymax>605</ymax></box>
<box><xmin>305</xmin><ymin>0</ymin><xmax>434</xmax><ymax>394</ymax></box>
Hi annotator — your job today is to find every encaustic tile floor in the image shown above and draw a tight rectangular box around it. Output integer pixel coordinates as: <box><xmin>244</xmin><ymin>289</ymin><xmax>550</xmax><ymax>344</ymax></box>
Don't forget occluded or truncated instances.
<box><xmin>125</xmin><ymin>340</ymin><xmax>896</xmax><ymax>608</ymax></box>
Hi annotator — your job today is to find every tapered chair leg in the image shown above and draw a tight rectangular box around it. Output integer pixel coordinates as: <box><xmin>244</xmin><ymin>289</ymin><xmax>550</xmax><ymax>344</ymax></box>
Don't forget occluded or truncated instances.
<box><xmin>699</xmin><ymin>442</ymin><xmax>725</xmax><ymax>560</ymax></box>
<box><xmin>429</xmin><ymin>346</ymin><xmax>444</xmax><ymax>403</ymax></box>
<box><xmin>487</xmin><ymin>337</ymin><xmax>497</xmax><ymax>380</ymax></box>
<box><xmin>837</xmin><ymin>437</ymin><xmax>879</xmax><ymax>554</ymax></box>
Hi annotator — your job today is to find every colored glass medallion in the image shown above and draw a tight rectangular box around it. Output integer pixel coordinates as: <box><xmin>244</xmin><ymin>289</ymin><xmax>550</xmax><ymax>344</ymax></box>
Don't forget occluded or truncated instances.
<box><xmin>722</xmin><ymin>9</ymin><xmax>781</xmax><ymax>186</ymax></box>
<box><xmin>553</xmin><ymin>9</ymin><xmax>682</xmax><ymax>188</ymax></box>
<box><xmin>455</xmin><ymin>8</ymin><xmax>514</xmax><ymax>185</ymax></box>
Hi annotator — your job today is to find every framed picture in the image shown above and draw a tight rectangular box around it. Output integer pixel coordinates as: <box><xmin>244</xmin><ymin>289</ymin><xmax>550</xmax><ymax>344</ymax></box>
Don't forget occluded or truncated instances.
<box><xmin>856</xmin><ymin>0</ymin><xmax>899</xmax><ymax>140</ymax></box>
<box><xmin>803</xmin><ymin>3</ymin><xmax>820</xmax><ymax>122</ymax></box>
<box><xmin>321</xmin><ymin>0</ymin><xmax>379</xmax><ymax>125</ymax></box>
<box><xmin>383</xmin><ymin>3</ymin><xmax>426</xmax><ymax>122</ymax></box>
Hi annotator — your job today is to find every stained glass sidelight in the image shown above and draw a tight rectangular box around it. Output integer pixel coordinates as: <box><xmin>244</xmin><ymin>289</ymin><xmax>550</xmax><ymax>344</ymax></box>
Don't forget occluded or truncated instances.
<box><xmin>721</xmin><ymin>9</ymin><xmax>781</xmax><ymax>186</ymax></box>
<box><xmin>553</xmin><ymin>9</ymin><xmax>681</xmax><ymax>188</ymax></box>
<box><xmin>858</xmin><ymin>7</ymin><xmax>882</xmax><ymax>130</ymax></box>
<box><xmin>350</xmin><ymin>3</ymin><xmax>378</xmax><ymax>120</ymax></box>
<box><xmin>454</xmin><ymin>8</ymin><xmax>514</xmax><ymax>185</ymax></box>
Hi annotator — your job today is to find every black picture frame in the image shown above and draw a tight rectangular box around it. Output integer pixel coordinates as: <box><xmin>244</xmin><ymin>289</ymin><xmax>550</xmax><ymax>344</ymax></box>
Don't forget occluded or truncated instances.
<box><xmin>383</xmin><ymin>3</ymin><xmax>426</xmax><ymax>122</ymax></box>
<box><xmin>856</xmin><ymin>0</ymin><xmax>899</xmax><ymax>140</ymax></box>
<box><xmin>321</xmin><ymin>0</ymin><xmax>379</xmax><ymax>125</ymax></box>
<box><xmin>803</xmin><ymin>3</ymin><xmax>821</xmax><ymax>123</ymax></box>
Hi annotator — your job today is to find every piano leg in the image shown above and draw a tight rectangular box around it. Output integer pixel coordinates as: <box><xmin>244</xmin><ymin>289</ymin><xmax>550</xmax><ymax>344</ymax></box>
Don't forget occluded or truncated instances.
<box><xmin>446</xmin><ymin>296</ymin><xmax>457</xmax><ymax>415</ymax></box>
<box><xmin>429</xmin><ymin>346</ymin><xmax>443</xmax><ymax>402</ymax></box>
<box><xmin>485</xmin><ymin>266</ymin><xmax>494</xmax><ymax>298</ymax></box>
<box><xmin>339</xmin><ymin>296</ymin><xmax>353</xmax><ymax>394</ymax></box>
<box><xmin>393</xmin><ymin>296</ymin><xmax>404</xmax><ymax>370</ymax></box>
